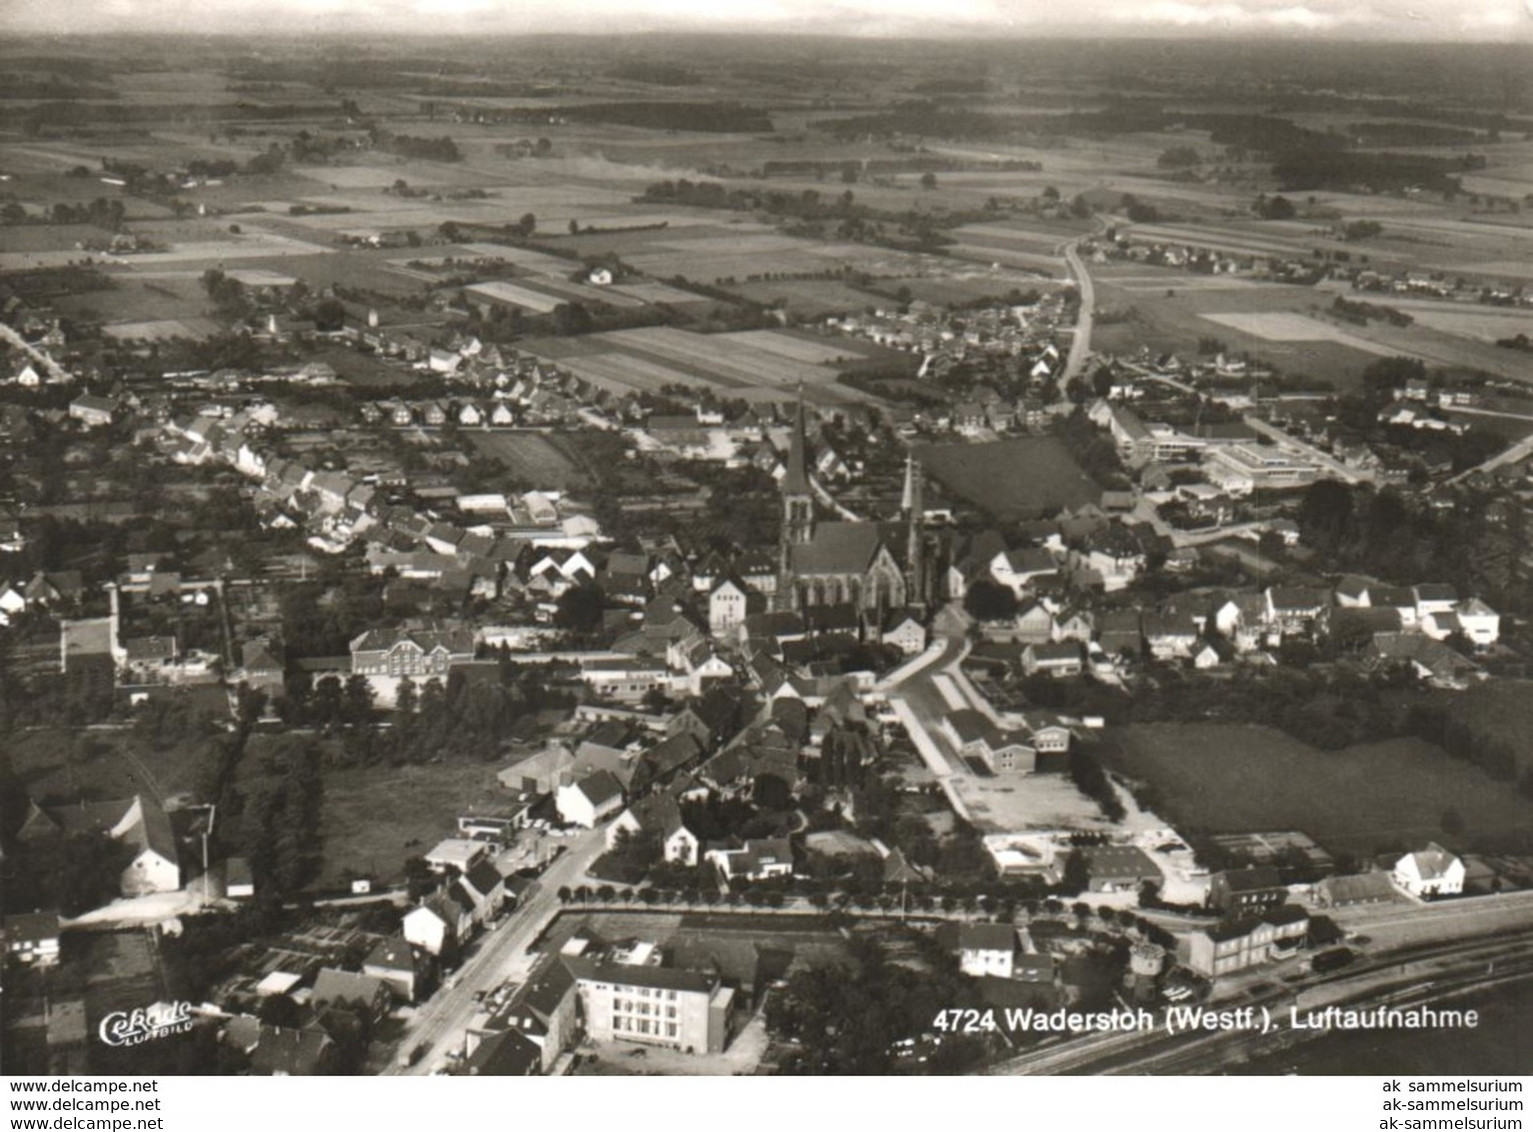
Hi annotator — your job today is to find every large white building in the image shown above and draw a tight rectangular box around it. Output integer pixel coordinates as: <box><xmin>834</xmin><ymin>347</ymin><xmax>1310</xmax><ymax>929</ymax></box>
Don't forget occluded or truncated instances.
<box><xmin>1203</xmin><ymin>444</ymin><xmax>1320</xmax><ymax>493</ymax></box>
<box><xmin>1392</xmin><ymin>843</ymin><xmax>1465</xmax><ymax>899</ymax></box>
<box><xmin>566</xmin><ymin>954</ymin><xmax>732</xmax><ymax>1053</ymax></box>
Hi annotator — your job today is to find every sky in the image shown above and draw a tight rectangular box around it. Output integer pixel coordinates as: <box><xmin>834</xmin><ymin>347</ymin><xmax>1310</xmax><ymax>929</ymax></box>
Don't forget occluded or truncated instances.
<box><xmin>3</xmin><ymin>0</ymin><xmax>1530</xmax><ymax>40</ymax></box>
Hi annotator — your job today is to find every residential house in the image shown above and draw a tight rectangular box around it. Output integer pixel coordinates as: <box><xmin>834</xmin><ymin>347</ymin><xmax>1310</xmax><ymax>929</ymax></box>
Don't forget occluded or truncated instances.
<box><xmin>311</xmin><ymin>968</ymin><xmax>392</xmax><ymax>1025</ymax></box>
<box><xmin>403</xmin><ymin>892</ymin><xmax>472</xmax><ymax>958</ymax></box>
<box><xmin>463</xmin><ymin>1028</ymin><xmax>541</xmax><ymax>1076</ymax></box>
<box><xmin>1209</xmin><ymin>867</ymin><xmax>1286</xmax><ymax>918</ymax></box>
<box><xmin>1143</xmin><ymin>613</ymin><xmax>1199</xmax><ymax>661</ymax></box>
<box><xmin>1021</xmin><ymin>641</ymin><xmax>1083</xmax><ymax>678</ymax></box>
<box><xmin>222</xmin><ymin>1017</ymin><xmax>336</xmax><ymax>1076</ymax></box>
<box><xmin>68</xmin><ymin>394</ymin><xmax>116</xmax><ymax>428</ymax></box>
<box><xmin>556</xmin><ymin>770</ymin><xmax>625</xmax><ymax>828</ymax></box>
<box><xmin>989</xmin><ymin>547</ymin><xmax>1059</xmax><ymax>598</ymax></box>
<box><xmin>708</xmin><ymin>576</ymin><xmax>754</xmax><ymax>636</ymax></box>
<box><xmin>1078</xmin><ymin>845</ymin><xmax>1161</xmax><ymax>893</ymax></box>
<box><xmin>1264</xmin><ymin>587</ymin><xmax>1329</xmax><ymax>636</ymax></box>
<box><xmin>17</xmin><ymin>795</ymin><xmax>180</xmax><ymax>897</ymax></box>
<box><xmin>469</xmin><ymin>952</ymin><xmax>578</xmax><ymax>1074</ymax></box>
<box><xmin>607</xmin><ymin>791</ymin><xmax>701</xmax><ymax>867</ymax></box>
<box><xmin>363</xmin><ymin>937</ymin><xmax>427</xmax><ymax>1002</ymax></box>
<box><xmin>706</xmin><ymin>838</ymin><xmax>794</xmax><ymax>882</ymax></box>
<box><xmin>457</xmin><ymin>860</ymin><xmax>508</xmax><ymax>924</ymax></box>
<box><xmin>1454</xmin><ymin>598</ymin><xmax>1500</xmax><ymax>646</ymax></box>
<box><xmin>1392</xmin><ymin>843</ymin><xmax>1464</xmax><ymax>899</ymax></box>
<box><xmin>1412</xmin><ymin>584</ymin><xmax>1459</xmax><ymax>622</ymax></box>
<box><xmin>881</xmin><ymin>609</ymin><xmax>927</xmax><ymax>656</ymax></box>
<box><xmin>3</xmin><ymin>910</ymin><xmax>62</xmax><ymax>967</ymax></box>
<box><xmin>956</xmin><ymin>923</ymin><xmax>1018</xmax><ymax>979</ymax></box>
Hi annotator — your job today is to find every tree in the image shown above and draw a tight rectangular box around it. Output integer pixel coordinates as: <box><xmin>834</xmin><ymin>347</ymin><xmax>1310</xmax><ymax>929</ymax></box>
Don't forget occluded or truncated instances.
<box><xmin>554</xmin><ymin>583</ymin><xmax>605</xmax><ymax>635</ymax></box>
<box><xmin>312</xmin><ymin>298</ymin><xmax>347</xmax><ymax>332</ymax></box>
<box><xmin>1041</xmin><ymin>185</ymin><xmax>1060</xmax><ymax>203</ymax></box>
<box><xmin>1070</xmin><ymin>194</ymin><xmax>1092</xmax><ymax>219</ymax></box>
<box><xmin>516</xmin><ymin>212</ymin><xmax>536</xmax><ymax>237</ymax></box>
<box><xmin>963</xmin><ymin>579</ymin><xmax>1018</xmax><ymax>623</ymax></box>
<box><xmin>919</xmin><ymin>172</ymin><xmax>938</xmax><ymax>190</ymax></box>
<box><xmin>568</xmin><ymin>218</ymin><xmax>580</xmax><ymax>235</ymax></box>
<box><xmin>1298</xmin><ymin>479</ymin><xmax>1353</xmax><ymax>549</ymax></box>
<box><xmin>552</xmin><ymin>301</ymin><xmax>593</xmax><ymax>336</ymax></box>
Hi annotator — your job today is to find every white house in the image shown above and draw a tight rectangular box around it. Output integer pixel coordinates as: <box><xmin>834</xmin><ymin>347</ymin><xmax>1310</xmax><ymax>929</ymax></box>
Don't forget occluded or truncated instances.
<box><xmin>706</xmin><ymin>838</ymin><xmax>794</xmax><ymax>881</ymax></box>
<box><xmin>956</xmin><ymin>923</ymin><xmax>1017</xmax><ymax>979</ymax></box>
<box><xmin>881</xmin><ymin>610</ymin><xmax>927</xmax><ymax>656</ymax></box>
<box><xmin>1392</xmin><ymin>843</ymin><xmax>1465</xmax><ymax>899</ymax></box>
<box><xmin>708</xmin><ymin>577</ymin><xmax>751</xmax><ymax>636</ymax></box>
<box><xmin>403</xmin><ymin>894</ymin><xmax>469</xmax><ymax>956</ymax></box>
<box><xmin>555</xmin><ymin>770</ymin><xmax>625</xmax><ymax>828</ymax></box>
<box><xmin>989</xmin><ymin>547</ymin><xmax>1058</xmax><ymax>598</ymax></box>
<box><xmin>1454</xmin><ymin>598</ymin><xmax>1500</xmax><ymax>646</ymax></box>
<box><xmin>606</xmin><ymin>793</ymin><xmax>701</xmax><ymax>867</ymax></box>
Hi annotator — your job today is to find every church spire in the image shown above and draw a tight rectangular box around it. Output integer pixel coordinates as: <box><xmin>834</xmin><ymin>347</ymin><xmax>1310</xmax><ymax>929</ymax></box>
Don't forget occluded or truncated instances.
<box><xmin>903</xmin><ymin>452</ymin><xmax>926</xmax><ymax>607</ymax></box>
<box><xmin>782</xmin><ymin>387</ymin><xmax>809</xmax><ymax>497</ymax></box>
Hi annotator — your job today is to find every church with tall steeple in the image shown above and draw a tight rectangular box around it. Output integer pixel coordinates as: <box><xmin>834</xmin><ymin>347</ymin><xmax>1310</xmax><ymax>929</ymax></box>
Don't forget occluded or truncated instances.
<box><xmin>775</xmin><ymin>396</ymin><xmax>931</xmax><ymax>621</ymax></box>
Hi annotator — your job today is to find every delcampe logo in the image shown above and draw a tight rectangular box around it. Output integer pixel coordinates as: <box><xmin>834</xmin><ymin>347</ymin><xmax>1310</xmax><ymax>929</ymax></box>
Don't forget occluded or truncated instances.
<box><xmin>97</xmin><ymin>1001</ymin><xmax>196</xmax><ymax>1047</ymax></box>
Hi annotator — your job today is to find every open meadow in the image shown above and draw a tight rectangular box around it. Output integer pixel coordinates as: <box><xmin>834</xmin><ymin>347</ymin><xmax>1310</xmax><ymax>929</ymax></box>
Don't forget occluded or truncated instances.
<box><xmin>915</xmin><ymin>436</ymin><xmax>1102</xmax><ymax>519</ymax></box>
<box><xmin>1095</xmin><ymin>722</ymin><xmax>1533</xmax><ymax>857</ymax></box>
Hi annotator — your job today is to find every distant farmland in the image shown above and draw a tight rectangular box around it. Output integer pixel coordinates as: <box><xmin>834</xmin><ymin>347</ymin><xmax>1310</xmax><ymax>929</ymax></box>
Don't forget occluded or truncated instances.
<box><xmin>916</xmin><ymin>436</ymin><xmax>1101</xmax><ymax>519</ymax></box>
<box><xmin>1096</xmin><ymin>723</ymin><xmax>1533</xmax><ymax>856</ymax></box>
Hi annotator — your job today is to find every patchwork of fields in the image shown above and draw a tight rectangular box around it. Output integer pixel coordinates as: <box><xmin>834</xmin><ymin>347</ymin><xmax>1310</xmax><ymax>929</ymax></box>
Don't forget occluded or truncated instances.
<box><xmin>520</xmin><ymin>326</ymin><xmax>882</xmax><ymax>403</ymax></box>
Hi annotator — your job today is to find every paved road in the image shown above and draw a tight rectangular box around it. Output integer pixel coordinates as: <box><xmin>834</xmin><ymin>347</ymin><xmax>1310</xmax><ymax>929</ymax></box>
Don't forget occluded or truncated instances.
<box><xmin>1450</xmin><ymin>426</ymin><xmax>1533</xmax><ymax>484</ymax></box>
<box><xmin>1055</xmin><ymin>224</ymin><xmax>1102</xmax><ymax>396</ymax></box>
<box><xmin>387</xmin><ymin>826</ymin><xmax>610</xmax><ymax>1075</ymax></box>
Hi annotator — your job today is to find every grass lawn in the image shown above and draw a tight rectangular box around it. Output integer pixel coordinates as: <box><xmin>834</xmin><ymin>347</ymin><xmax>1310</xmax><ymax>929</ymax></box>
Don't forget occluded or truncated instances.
<box><xmin>915</xmin><ymin>435</ymin><xmax>1102</xmax><ymax>520</ymax></box>
<box><xmin>1450</xmin><ymin>680</ymin><xmax>1533</xmax><ymax>779</ymax></box>
<box><xmin>463</xmin><ymin>430</ymin><xmax>587</xmax><ymax>489</ymax></box>
<box><xmin>6</xmin><ymin>725</ymin><xmax>219</xmax><ymax>807</ymax></box>
<box><xmin>312</xmin><ymin>758</ymin><xmax>508</xmax><ymax>889</ymax></box>
<box><xmin>1095</xmin><ymin>722</ymin><xmax>1533</xmax><ymax>857</ymax></box>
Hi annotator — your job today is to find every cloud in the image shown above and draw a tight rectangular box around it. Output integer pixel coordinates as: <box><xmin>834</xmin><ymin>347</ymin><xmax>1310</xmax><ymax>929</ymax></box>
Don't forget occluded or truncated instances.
<box><xmin>1</xmin><ymin>0</ymin><xmax>1527</xmax><ymax>37</ymax></box>
<box><xmin>1107</xmin><ymin>0</ymin><xmax>1350</xmax><ymax>28</ymax></box>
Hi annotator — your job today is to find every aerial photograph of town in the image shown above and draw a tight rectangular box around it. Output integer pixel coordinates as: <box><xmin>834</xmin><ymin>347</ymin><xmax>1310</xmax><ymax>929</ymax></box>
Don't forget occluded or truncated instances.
<box><xmin>0</xmin><ymin>0</ymin><xmax>1530</xmax><ymax>1084</ymax></box>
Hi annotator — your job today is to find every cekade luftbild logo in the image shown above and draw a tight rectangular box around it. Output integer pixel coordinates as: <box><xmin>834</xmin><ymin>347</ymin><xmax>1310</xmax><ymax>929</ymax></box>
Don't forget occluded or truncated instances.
<box><xmin>97</xmin><ymin>1001</ymin><xmax>196</xmax><ymax>1047</ymax></box>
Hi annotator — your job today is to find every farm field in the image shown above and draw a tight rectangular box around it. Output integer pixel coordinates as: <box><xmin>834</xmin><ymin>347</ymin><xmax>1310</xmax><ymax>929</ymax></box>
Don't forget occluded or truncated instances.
<box><xmin>1092</xmin><ymin>280</ymin><xmax>1533</xmax><ymax>394</ymax></box>
<box><xmin>915</xmin><ymin>435</ymin><xmax>1102</xmax><ymax>519</ymax></box>
<box><xmin>294</xmin><ymin>755</ymin><xmax>506</xmax><ymax>890</ymax></box>
<box><xmin>462</xmin><ymin>430</ymin><xmax>587</xmax><ymax>488</ymax></box>
<box><xmin>722</xmin><ymin>277</ymin><xmax>877</xmax><ymax>318</ymax></box>
<box><xmin>520</xmin><ymin>325</ymin><xmax>877</xmax><ymax>404</ymax></box>
<box><xmin>1403</xmin><ymin>307</ymin><xmax>1533</xmax><ymax>344</ymax></box>
<box><xmin>1095</xmin><ymin>723</ymin><xmax>1533</xmax><ymax>856</ymax></box>
<box><xmin>1198</xmin><ymin>311</ymin><xmax>1401</xmax><ymax>353</ymax></box>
